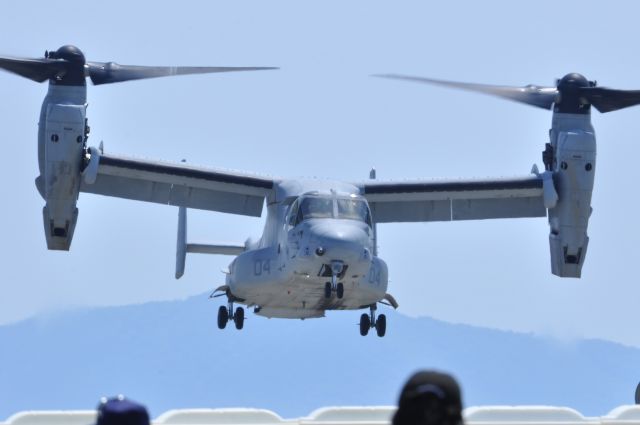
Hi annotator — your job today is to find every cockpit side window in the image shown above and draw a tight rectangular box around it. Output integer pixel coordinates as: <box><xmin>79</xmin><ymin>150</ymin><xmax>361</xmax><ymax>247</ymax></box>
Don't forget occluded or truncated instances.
<box><xmin>287</xmin><ymin>199</ymin><xmax>300</xmax><ymax>227</ymax></box>
<box><xmin>337</xmin><ymin>199</ymin><xmax>372</xmax><ymax>226</ymax></box>
<box><xmin>295</xmin><ymin>204</ymin><xmax>304</xmax><ymax>226</ymax></box>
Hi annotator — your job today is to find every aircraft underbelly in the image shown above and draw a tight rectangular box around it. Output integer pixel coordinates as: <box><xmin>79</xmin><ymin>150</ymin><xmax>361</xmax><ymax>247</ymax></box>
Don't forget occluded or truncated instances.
<box><xmin>238</xmin><ymin>275</ymin><xmax>382</xmax><ymax>308</ymax></box>
<box><xmin>227</xmin><ymin>250</ymin><xmax>388</xmax><ymax>319</ymax></box>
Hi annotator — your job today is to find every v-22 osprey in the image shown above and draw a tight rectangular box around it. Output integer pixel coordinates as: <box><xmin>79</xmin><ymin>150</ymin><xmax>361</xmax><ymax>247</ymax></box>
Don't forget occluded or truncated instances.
<box><xmin>4</xmin><ymin>45</ymin><xmax>640</xmax><ymax>337</ymax></box>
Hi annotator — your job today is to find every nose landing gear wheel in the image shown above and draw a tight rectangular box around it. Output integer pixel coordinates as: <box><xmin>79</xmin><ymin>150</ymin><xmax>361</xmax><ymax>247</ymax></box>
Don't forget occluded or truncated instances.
<box><xmin>217</xmin><ymin>306</ymin><xmax>229</xmax><ymax>329</ymax></box>
<box><xmin>336</xmin><ymin>283</ymin><xmax>344</xmax><ymax>299</ymax></box>
<box><xmin>234</xmin><ymin>307</ymin><xmax>245</xmax><ymax>330</ymax></box>
<box><xmin>359</xmin><ymin>313</ymin><xmax>370</xmax><ymax>336</ymax></box>
<box><xmin>375</xmin><ymin>314</ymin><xmax>386</xmax><ymax>337</ymax></box>
<box><xmin>324</xmin><ymin>282</ymin><xmax>332</xmax><ymax>299</ymax></box>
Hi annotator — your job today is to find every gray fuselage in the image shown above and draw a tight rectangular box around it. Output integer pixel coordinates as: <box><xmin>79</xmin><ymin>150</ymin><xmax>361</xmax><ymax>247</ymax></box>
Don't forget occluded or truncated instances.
<box><xmin>226</xmin><ymin>179</ymin><xmax>389</xmax><ymax>319</ymax></box>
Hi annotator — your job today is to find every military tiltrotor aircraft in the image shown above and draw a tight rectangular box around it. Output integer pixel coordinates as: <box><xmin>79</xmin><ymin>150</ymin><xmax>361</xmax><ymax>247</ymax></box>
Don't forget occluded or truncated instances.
<box><xmin>4</xmin><ymin>45</ymin><xmax>640</xmax><ymax>337</ymax></box>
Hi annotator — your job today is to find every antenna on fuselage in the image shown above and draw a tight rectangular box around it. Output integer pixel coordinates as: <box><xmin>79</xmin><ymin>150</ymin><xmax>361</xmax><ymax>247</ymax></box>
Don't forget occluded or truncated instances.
<box><xmin>369</xmin><ymin>167</ymin><xmax>378</xmax><ymax>256</ymax></box>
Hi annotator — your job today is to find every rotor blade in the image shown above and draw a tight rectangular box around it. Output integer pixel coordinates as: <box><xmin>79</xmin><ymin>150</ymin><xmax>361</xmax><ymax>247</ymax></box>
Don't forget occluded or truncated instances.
<box><xmin>374</xmin><ymin>74</ymin><xmax>558</xmax><ymax>110</ymax></box>
<box><xmin>580</xmin><ymin>87</ymin><xmax>640</xmax><ymax>113</ymax></box>
<box><xmin>87</xmin><ymin>62</ymin><xmax>278</xmax><ymax>85</ymax></box>
<box><xmin>0</xmin><ymin>56</ymin><xmax>67</xmax><ymax>83</ymax></box>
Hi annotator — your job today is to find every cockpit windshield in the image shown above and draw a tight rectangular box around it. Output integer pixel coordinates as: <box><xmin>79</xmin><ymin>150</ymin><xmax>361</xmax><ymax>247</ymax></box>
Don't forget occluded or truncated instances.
<box><xmin>299</xmin><ymin>196</ymin><xmax>333</xmax><ymax>220</ymax></box>
<box><xmin>291</xmin><ymin>195</ymin><xmax>372</xmax><ymax>227</ymax></box>
<box><xmin>337</xmin><ymin>198</ymin><xmax>371</xmax><ymax>225</ymax></box>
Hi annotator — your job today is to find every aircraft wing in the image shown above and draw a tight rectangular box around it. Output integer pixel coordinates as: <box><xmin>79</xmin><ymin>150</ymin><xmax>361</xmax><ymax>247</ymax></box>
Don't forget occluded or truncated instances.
<box><xmin>361</xmin><ymin>175</ymin><xmax>546</xmax><ymax>223</ymax></box>
<box><xmin>79</xmin><ymin>150</ymin><xmax>274</xmax><ymax>217</ymax></box>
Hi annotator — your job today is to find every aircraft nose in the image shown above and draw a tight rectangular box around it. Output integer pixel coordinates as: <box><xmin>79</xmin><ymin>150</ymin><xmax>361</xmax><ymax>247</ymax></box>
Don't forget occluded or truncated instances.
<box><xmin>309</xmin><ymin>221</ymin><xmax>370</xmax><ymax>261</ymax></box>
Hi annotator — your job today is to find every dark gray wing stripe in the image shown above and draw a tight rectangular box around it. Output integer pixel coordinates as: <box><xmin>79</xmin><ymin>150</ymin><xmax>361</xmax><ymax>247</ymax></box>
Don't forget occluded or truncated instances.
<box><xmin>364</xmin><ymin>178</ymin><xmax>542</xmax><ymax>194</ymax></box>
<box><xmin>100</xmin><ymin>155</ymin><xmax>274</xmax><ymax>190</ymax></box>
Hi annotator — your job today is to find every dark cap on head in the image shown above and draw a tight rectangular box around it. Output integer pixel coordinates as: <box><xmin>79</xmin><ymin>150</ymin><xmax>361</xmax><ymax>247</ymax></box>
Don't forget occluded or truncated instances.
<box><xmin>393</xmin><ymin>371</ymin><xmax>463</xmax><ymax>425</ymax></box>
<box><xmin>96</xmin><ymin>397</ymin><xmax>150</xmax><ymax>425</ymax></box>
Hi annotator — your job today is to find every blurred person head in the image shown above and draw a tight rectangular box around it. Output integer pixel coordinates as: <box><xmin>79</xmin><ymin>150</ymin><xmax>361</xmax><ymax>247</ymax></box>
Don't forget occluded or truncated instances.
<box><xmin>96</xmin><ymin>396</ymin><xmax>150</xmax><ymax>425</ymax></box>
<box><xmin>393</xmin><ymin>371</ymin><xmax>463</xmax><ymax>425</ymax></box>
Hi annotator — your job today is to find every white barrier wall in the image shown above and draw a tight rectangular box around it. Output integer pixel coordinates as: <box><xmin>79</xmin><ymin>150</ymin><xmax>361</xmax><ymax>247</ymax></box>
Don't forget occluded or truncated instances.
<box><xmin>2</xmin><ymin>406</ymin><xmax>640</xmax><ymax>425</ymax></box>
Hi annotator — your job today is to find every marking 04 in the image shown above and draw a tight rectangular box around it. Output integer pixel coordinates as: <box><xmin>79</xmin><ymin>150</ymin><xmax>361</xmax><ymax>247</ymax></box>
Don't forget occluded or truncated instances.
<box><xmin>254</xmin><ymin>259</ymin><xmax>271</xmax><ymax>276</ymax></box>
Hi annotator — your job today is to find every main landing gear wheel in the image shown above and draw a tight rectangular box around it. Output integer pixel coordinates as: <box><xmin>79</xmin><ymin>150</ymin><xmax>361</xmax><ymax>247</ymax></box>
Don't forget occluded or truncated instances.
<box><xmin>234</xmin><ymin>307</ymin><xmax>245</xmax><ymax>330</ymax></box>
<box><xmin>324</xmin><ymin>282</ymin><xmax>332</xmax><ymax>299</ymax></box>
<box><xmin>336</xmin><ymin>283</ymin><xmax>344</xmax><ymax>299</ymax></box>
<box><xmin>359</xmin><ymin>304</ymin><xmax>387</xmax><ymax>337</ymax></box>
<box><xmin>217</xmin><ymin>295</ymin><xmax>245</xmax><ymax>331</ymax></box>
<box><xmin>359</xmin><ymin>313</ymin><xmax>370</xmax><ymax>336</ymax></box>
<box><xmin>217</xmin><ymin>306</ymin><xmax>228</xmax><ymax>329</ymax></box>
<box><xmin>375</xmin><ymin>314</ymin><xmax>386</xmax><ymax>337</ymax></box>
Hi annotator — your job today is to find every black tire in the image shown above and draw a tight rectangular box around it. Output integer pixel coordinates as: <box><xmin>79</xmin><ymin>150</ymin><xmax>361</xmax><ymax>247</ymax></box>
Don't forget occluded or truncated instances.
<box><xmin>636</xmin><ymin>381</ymin><xmax>640</xmax><ymax>404</ymax></box>
<box><xmin>217</xmin><ymin>306</ymin><xmax>228</xmax><ymax>329</ymax></box>
<box><xmin>359</xmin><ymin>313</ymin><xmax>370</xmax><ymax>336</ymax></box>
<box><xmin>234</xmin><ymin>307</ymin><xmax>245</xmax><ymax>330</ymax></box>
<box><xmin>324</xmin><ymin>282</ymin><xmax>332</xmax><ymax>299</ymax></box>
<box><xmin>376</xmin><ymin>314</ymin><xmax>386</xmax><ymax>337</ymax></box>
<box><xmin>336</xmin><ymin>283</ymin><xmax>344</xmax><ymax>299</ymax></box>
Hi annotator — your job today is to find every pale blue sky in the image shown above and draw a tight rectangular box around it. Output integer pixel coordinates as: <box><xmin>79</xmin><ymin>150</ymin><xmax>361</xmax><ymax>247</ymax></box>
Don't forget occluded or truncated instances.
<box><xmin>1</xmin><ymin>0</ymin><xmax>639</xmax><ymax>347</ymax></box>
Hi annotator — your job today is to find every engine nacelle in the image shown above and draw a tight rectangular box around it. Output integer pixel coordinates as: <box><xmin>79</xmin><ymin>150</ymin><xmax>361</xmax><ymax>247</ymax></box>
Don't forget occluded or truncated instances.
<box><xmin>38</xmin><ymin>100</ymin><xmax>87</xmax><ymax>250</ymax></box>
<box><xmin>547</xmin><ymin>120</ymin><xmax>596</xmax><ymax>277</ymax></box>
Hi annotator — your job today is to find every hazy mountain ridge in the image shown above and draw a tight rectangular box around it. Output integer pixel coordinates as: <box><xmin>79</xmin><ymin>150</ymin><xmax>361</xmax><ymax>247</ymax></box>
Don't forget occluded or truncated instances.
<box><xmin>0</xmin><ymin>294</ymin><xmax>638</xmax><ymax>420</ymax></box>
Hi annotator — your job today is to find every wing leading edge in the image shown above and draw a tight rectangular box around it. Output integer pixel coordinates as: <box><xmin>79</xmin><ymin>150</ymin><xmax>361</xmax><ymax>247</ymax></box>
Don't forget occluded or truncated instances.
<box><xmin>80</xmin><ymin>149</ymin><xmax>274</xmax><ymax>217</ymax></box>
<box><xmin>362</xmin><ymin>175</ymin><xmax>545</xmax><ymax>223</ymax></box>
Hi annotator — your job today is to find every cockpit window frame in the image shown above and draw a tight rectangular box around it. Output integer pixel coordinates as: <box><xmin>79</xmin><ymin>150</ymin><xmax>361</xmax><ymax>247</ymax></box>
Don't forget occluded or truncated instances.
<box><xmin>288</xmin><ymin>193</ymin><xmax>372</xmax><ymax>227</ymax></box>
<box><xmin>287</xmin><ymin>198</ymin><xmax>299</xmax><ymax>227</ymax></box>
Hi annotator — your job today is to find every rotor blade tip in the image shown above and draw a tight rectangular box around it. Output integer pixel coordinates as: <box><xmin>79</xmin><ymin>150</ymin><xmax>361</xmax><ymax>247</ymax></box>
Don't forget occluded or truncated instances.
<box><xmin>371</xmin><ymin>73</ymin><xmax>399</xmax><ymax>80</ymax></box>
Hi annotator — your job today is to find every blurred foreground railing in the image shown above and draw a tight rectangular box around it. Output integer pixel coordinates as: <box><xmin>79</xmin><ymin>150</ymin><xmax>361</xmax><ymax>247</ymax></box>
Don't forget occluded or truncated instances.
<box><xmin>2</xmin><ymin>405</ymin><xmax>640</xmax><ymax>425</ymax></box>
